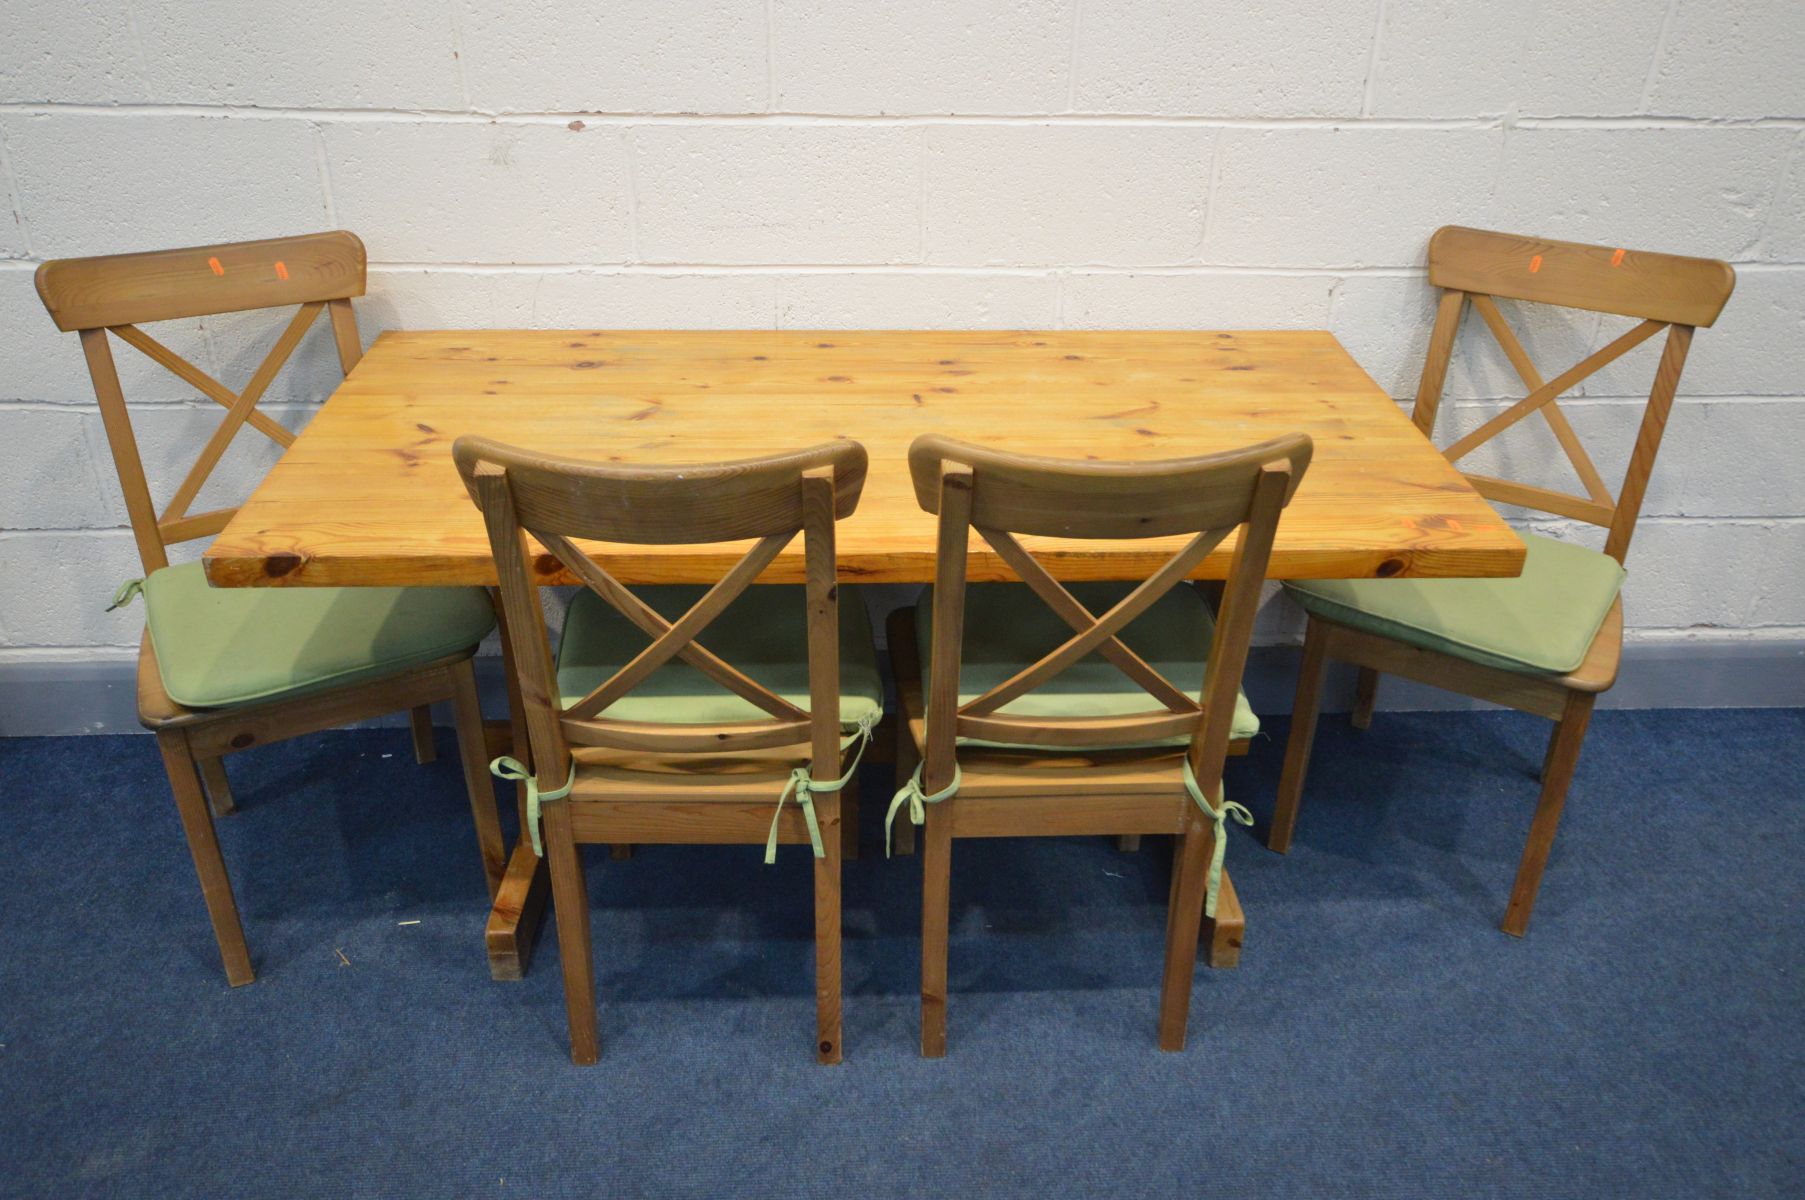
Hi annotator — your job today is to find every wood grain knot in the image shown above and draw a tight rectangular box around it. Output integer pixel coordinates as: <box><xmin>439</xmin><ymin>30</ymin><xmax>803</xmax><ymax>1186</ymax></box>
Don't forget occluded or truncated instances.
<box><xmin>263</xmin><ymin>553</ymin><xmax>304</xmax><ymax>578</ymax></box>
<box><xmin>230</xmin><ymin>733</ymin><xmax>255</xmax><ymax>749</ymax></box>
<box><xmin>1376</xmin><ymin>558</ymin><xmax>1406</xmax><ymax>577</ymax></box>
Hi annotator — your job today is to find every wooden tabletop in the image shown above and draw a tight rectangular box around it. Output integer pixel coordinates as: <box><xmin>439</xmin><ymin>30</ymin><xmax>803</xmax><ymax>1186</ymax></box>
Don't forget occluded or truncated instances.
<box><xmin>203</xmin><ymin>329</ymin><xmax>1524</xmax><ymax>588</ymax></box>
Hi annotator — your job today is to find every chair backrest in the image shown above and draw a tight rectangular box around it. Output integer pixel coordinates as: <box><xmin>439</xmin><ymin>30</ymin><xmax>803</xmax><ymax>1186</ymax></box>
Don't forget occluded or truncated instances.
<box><xmin>454</xmin><ymin>436</ymin><xmax>869</xmax><ymax>796</ymax></box>
<box><xmin>35</xmin><ymin>231</ymin><xmax>368</xmax><ymax>575</ymax></box>
<box><xmin>1413</xmin><ymin>225</ymin><xmax>1734</xmax><ymax>565</ymax></box>
<box><xmin>907</xmin><ymin>431</ymin><xmax>1312</xmax><ymax>798</ymax></box>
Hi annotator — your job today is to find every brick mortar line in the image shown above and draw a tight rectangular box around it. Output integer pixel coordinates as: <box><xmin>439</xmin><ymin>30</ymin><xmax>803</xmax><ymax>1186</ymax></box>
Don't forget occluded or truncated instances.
<box><xmin>3</xmin><ymin>103</ymin><xmax>1802</xmax><ymax>129</ymax></box>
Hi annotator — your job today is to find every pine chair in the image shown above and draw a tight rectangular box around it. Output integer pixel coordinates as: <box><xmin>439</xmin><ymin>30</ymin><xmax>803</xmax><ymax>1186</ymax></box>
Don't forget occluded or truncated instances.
<box><xmin>889</xmin><ymin>432</ymin><xmax>1312</xmax><ymax>1055</ymax></box>
<box><xmin>454</xmin><ymin>436</ymin><xmax>879</xmax><ymax>1066</ymax></box>
<box><xmin>1268</xmin><ymin>226</ymin><xmax>1736</xmax><ymax>935</ymax></box>
<box><xmin>35</xmin><ymin>233</ymin><xmax>505</xmax><ymax>986</ymax></box>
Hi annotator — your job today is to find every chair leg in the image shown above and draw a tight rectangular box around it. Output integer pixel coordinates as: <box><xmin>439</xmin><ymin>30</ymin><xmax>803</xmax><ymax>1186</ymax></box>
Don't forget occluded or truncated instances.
<box><xmin>1157</xmin><ymin>813</ymin><xmax>1212</xmax><ymax>1051</ymax></box>
<box><xmin>1503</xmin><ymin>691</ymin><xmax>1594</xmax><ymax>937</ymax></box>
<box><xmin>408</xmin><ymin>704</ymin><xmax>438</xmax><ymax>763</ymax></box>
<box><xmin>449</xmin><ymin>661</ymin><xmax>507</xmax><ymax>899</ymax></box>
<box><xmin>1350</xmin><ymin>667</ymin><xmax>1380</xmax><ymax>730</ymax></box>
<box><xmin>197</xmin><ymin>755</ymin><xmax>236</xmax><ymax>817</ymax></box>
<box><xmin>814</xmin><ymin>794</ymin><xmax>844</xmax><ymax>1064</ymax></box>
<box><xmin>920</xmin><ymin>803</ymin><xmax>953</xmax><ymax>1058</ymax></box>
<box><xmin>1116</xmin><ymin>835</ymin><xmax>1142</xmax><ymax>852</ymax></box>
<box><xmin>157</xmin><ymin>730</ymin><xmax>254</xmax><ymax>986</ymax></box>
<box><xmin>542</xmin><ymin>800</ymin><xmax>598</xmax><ymax>1065</ymax></box>
<box><xmin>840</xmin><ymin>769</ymin><xmax>861</xmax><ymax>862</ymax></box>
<box><xmin>1269</xmin><ymin>616</ymin><xmax>1330</xmax><ymax>854</ymax></box>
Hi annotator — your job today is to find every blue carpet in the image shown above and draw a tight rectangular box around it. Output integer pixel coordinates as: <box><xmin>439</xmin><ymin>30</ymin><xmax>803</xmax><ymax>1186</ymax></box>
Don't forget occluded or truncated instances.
<box><xmin>1</xmin><ymin>708</ymin><xmax>1800</xmax><ymax>1198</ymax></box>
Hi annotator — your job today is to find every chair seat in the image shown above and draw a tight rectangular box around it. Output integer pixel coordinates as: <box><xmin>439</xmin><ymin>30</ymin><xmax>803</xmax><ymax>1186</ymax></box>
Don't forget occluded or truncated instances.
<box><xmin>142</xmin><ymin>560</ymin><xmax>496</xmax><ymax>709</ymax></box>
<box><xmin>557</xmin><ymin>585</ymin><xmax>883</xmax><ymax>729</ymax></box>
<box><xmin>914</xmin><ymin>581</ymin><xmax>1261</xmax><ymax>744</ymax></box>
<box><xmin>1284</xmin><ymin>531</ymin><xmax>1624</xmax><ymax>675</ymax></box>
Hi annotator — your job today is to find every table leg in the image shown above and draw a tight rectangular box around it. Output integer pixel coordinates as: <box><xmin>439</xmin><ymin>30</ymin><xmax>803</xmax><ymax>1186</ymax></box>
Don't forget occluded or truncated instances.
<box><xmin>483</xmin><ymin>589</ymin><xmax>549</xmax><ymax>981</ymax></box>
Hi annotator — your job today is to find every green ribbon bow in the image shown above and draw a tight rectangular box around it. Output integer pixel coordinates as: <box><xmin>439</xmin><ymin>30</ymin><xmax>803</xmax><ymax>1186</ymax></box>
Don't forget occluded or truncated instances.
<box><xmin>490</xmin><ymin>756</ymin><xmax>576</xmax><ymax>857</ymax></box>
<box><xmin>765</xmin><ymin>710</ymin><xmax>881</xmax><ymax>865</ymax></box>
<box><xmin>883</xmin><ymin>761</ymin><xmax>962</xmax><ymax>857</ymax></box>
<box><xmin>1182</xmin><ymin>759</ymin><xmax>1254</xmax><ymax>919</ymax></box>
<box><xmin>107</xmin><ymin>578</ymin><xmax>145</xmax><ymax>611</ymax></box>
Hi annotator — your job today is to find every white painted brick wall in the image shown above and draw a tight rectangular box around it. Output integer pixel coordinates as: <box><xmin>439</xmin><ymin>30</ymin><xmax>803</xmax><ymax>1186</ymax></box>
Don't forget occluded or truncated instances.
<box><xmin>1369</xmin><ymin>0</ymin><xmax>1670</xmax><ymax>118</ymax></box>
<box><xmin>1205</xmin><ymin>128</ymin><xmax>1505</xmax><ymax>267</ymax></box>
<box><xmin>1072</xmin><ymin>2</ymin><xmax>1372</xmax><ymax>117</ymax></box>
<box><xmin>2</xmin><ymin>114</ymin><xmax>329</xmax><ymax>257</ymax></box>
<box><xmin>925</xmin><ymin>126</ymin><xmax>1214</xmax><ymax>266</ymax></box>
<box><xmin>0</xmin><ymin>407</ymin><xmax>117</xmax><ymax>529</ymax></box>
<box><xmin>1065</xmin><ymin>273</ymin><xmax>1333</xmax><ymax>330</ymax></box>
<box><xmin>633</xmin><ymin>126</ymin><xmax>921</xmax><ymax>263</ymax></box>
<box><xmin>1495</xmin><ymin>128</ymin><xmax>1791</xmax><ymax>260</ymax></box>
<box><xmin>1643</xmin><ymin>0</ymin><xmax>1805</xmax><ymax>120</ymax></box>
<box><xmin>776</xmin><ymin>272</ymin><xmax>1059</xmax><ymax>330</ymax></box>
<box><xmin>458</xmin><ymin>0</ymin><xmax>768</xmax><ymax>115</ymax></box>
<box><xmin>0</xmin><ymin>1</ymin><xmax>144</xmax><ymax>106</ymax></box>
<box><xmin>324</xmin><ymin>122</ymin><xmax>634</xmax><ymax>264</ymax></box>
<box><xmin>135</xmin><ymin>6</ymin><xmax>463</xmax><ymax>109</ymax></box>
<box><xmin>533</xmin><ymin>270</ymin><xmax>780</xmax><ymax>329</ymax></box>
<box><xmin>0</xmin><ymin>0</ymin><xmax>1801</xmax><ymax>669</ymax></box>
<box><xmin>773</xmin><ymin>1</ymin><xmax>1074</xmax><ymax>116</ymax></box>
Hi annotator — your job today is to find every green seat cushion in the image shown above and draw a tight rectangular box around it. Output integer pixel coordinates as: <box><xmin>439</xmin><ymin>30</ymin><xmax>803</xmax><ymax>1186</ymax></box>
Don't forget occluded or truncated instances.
<box><xmin>914</xmin><ymin>582</ymin><xmax>1261</xmax><ymax>745</ymax></box>
<box><xmin>142</xmin><ymin>561</ymin><xmax>496</xmax><ymax>709</ymax></box>
<box><xmin>1284</xmin><ymin>532</ymin><xmax>1624</xmax><ymax>675</ymax></box>
<box><xmin>556</xmin><ymin>585</ymin><xmax>883</xmax><ymax>729</ymax></box>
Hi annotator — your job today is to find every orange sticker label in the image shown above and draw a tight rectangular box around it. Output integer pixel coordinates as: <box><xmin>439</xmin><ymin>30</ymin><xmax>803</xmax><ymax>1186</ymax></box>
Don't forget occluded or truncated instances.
<box><xmin>274</xmin><ymin>261</ymin><xmax>289</xmax><ymax>281</ymax></box>
<box><xmin>207</xmin><ymin>256</ymin><xmax>224</xmax><ymax>276</ymax></box>
<box><xmin>1611</xmin><ymin>248</ymin><xmax>1625</xmax><ymax>267</ymax></box>
<box><xmin>1528</xmin><ymin>255</ymin><xmax>1543</xmax><ymax>274</ymax></box>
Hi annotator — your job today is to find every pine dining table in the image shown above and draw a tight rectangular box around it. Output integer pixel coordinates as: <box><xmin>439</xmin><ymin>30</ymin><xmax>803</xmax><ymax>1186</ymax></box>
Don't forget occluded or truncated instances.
<box><xmin>204</xmin><ymin>328</ymin><xmax>1526</xmax><ymax>980</ymax></box>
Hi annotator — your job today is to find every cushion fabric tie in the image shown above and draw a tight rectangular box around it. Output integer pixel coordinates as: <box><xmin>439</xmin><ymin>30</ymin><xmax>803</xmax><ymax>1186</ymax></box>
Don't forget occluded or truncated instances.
<box><xmin>490</xmin><ymin>756</ymin><xmax>575</xmax><ymax>857</ymax></box>
<box><xmin>765</xmin><ymin>710</ymin><xmax>881</xmax><ymax>865</ymax></box>
<box><xmin>1182</xmin><ymin>758</ymin><xmax>1254</xmax><ymax>919</ymax></box>
<box><xmin>108</xmin><ymin>578</ymin><xmax>145</xmax><ymax>611</ymax></box>
<box><xmin>884</xmin><ymin>762</ymin><xmax>962</xmax><ymax>857</ymax></box>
